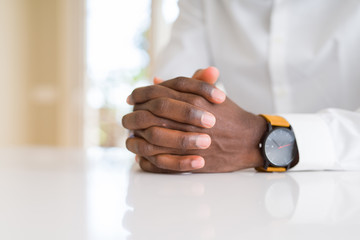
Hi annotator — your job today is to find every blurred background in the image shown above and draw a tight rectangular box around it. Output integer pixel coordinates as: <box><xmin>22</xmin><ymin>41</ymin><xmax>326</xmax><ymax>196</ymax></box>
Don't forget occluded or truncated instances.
<box><xmin>0</xmin><ymin>0</ymin><xmax>179</xmax><ymax>148</ymax></box>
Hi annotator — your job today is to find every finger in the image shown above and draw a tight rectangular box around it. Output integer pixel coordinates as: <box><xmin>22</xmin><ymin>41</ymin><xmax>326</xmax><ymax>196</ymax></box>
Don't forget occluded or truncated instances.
<box><xmin>126</xmin><ymin>94</ymin><xmax>134</xmax><ymax>105</ymax></box>
<box><xmin>127</xmin><ymin>84</ymin><xmax>178</xmax><ymax>105</ymax></box>
<box><xmin>153</xmin><ymin>76</ymin><xmax>163</xmax><ymax>84</ymax></box>
<box><xmin>128</xmin><ymin>84</ymin><xmax>211</xmax><ymax>109</ymax></box>
<box><xmin>122</xmin><ymin>110</ymin><xmax>202</xmax><ymax>132</ymax></box>
<box><xmin>128</xmin><ymin>72</ymin><xmax>224</xmax><ymax>105</ymax></box>
<box><xmin>122</xmin><ymin>110</ymin><xmax>164</xmax><ymax>130</ymax></box>
<box><xmin>135</xmin><ymin>126</ymin><xmax>211</xmax><ymax>149</ymax></box>
<box><xmin>192</xmin><ymin>66</ymin><xmax>220</xmax><ymax>85</ymax></box>
<box><xmin>138</xmin><ymin>157</ymin><xmax>175</xmax><ymax>173</ymax></box>
<box><xmin>140</xmin><ymin>155</ymin><xmax>205</xmax><ymax>172</ymax></box>
<box><xmin>134</xmin><ymin>98</ymin><xmax>216</xmax><ymax>128</ymax></box>
<box><xmin>160</xmin><ymin>77</ymin><xmax>226</xmax><ymax>104</ymax></box>
<box><xmin>126</xmin><ymin>137</ymin><xmax>181</xmax><ymax>156</ymax></box>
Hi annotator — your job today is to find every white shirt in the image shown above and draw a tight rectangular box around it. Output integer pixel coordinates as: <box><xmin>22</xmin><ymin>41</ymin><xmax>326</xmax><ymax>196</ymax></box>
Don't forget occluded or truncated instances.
<box><xmin>154</xmin><ymin>0</ymin><xmax>360</xmax><ymax>171</ymax></box>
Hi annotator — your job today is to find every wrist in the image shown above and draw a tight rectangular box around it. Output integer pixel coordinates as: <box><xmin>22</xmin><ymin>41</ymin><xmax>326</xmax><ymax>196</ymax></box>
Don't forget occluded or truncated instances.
<box><xmin>251</xmin><ymin>115</ymin><xmax>267</xmax><ymax>168</ymax></box>
<box><xmin>239</xmin><ymin>114</ymin><xmax>267</xmax><ymax>169</ymax></box>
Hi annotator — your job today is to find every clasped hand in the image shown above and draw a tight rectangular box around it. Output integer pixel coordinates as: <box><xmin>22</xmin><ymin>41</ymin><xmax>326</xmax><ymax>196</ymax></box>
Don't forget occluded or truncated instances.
<box><xmin>122</xmin><ymin>68</ymin><xmax>266</xmax><ymax>173</ymax></box>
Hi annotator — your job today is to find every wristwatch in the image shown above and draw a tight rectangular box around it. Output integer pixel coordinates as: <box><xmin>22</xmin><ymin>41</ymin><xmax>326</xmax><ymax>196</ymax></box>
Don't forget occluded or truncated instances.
<box><xmin>256</xmin><ymin>114</ymin><xmax>299</xmax><ymax>172</ymax></box>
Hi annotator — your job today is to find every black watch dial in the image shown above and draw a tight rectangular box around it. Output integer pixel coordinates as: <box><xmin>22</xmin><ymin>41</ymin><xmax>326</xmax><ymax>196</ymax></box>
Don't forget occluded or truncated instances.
<box><xmin>264</xmin><ymin>128</ymin><xmax>297</xmax><ymax>167</ymax></box>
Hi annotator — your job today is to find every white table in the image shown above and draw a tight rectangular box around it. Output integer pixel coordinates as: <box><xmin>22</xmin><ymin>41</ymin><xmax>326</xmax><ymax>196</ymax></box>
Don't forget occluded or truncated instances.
<box><xmin>0</xmin><ymin>148</ymin><xmax>359</xmax><ymax>240</ymax></box>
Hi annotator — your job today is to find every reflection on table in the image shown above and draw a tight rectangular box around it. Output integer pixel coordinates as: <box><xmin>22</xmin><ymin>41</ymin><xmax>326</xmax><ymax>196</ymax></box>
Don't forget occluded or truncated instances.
<box><xmin>125</xmin><ymin>167</ymin><xmax>360</xmax><ymax>240</ymax></box>
<box><xmin>0</xmin><ymin>148</ymin><xmax>359</xmax><ymax>240</ymax></box>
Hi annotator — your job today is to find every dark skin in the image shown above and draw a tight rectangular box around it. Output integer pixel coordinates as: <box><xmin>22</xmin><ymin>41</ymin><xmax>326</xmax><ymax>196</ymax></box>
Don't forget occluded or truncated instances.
<box><xmin>122</xmin><ymin>68</ymin><xmax>267</xmax><ymax>173</ymax></box>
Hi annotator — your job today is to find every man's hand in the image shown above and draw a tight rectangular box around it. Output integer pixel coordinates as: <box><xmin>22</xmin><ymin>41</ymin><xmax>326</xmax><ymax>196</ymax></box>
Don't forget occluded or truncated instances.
<box><xmin>122</xmin><ymin>72</ymin><xmax>267</xmax><ymax>173</ymax></box>
<box><xmin>124</xmin><ymin>66</ymin><xmax>224</xmax><ymax>173</ymax></box>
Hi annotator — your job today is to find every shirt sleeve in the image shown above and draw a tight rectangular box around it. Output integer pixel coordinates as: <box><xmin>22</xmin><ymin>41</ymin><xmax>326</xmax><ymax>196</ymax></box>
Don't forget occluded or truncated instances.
<box><xmin>281</xmin><ymin>108</ymin><xmax>360</xmax><ymax>171</ymax></box>
<box><xmin>153</xmin><ymin>0</ymin><xmax>211</xmax><ymax>79</ymax></box>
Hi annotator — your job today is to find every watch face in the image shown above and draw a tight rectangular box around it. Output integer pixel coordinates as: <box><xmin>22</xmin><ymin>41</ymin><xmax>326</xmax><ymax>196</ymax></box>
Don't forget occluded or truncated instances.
<box><xmin>264</xmin><ymin>128</ymin><xmax>297</xmax><ymax>167</ymax></box>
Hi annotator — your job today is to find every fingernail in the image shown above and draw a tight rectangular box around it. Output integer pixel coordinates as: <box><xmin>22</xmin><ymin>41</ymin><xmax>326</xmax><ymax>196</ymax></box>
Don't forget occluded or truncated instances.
<box><xmin>201</xmin><ymin>112</ymin><xmax>216</xmax><ymax>128</ymax></box>
<box><xmin>191</xmin><ymin>158</ymin><xmax>205</xmax><ymax>169</ymax></box>
<box><xmin>196</xmin><ymin>135</ymin><xmax>211</xmax><ymax>149</ymax></box>
<box><xmin>126</xmin><ymin>95</ymin><xmax>134</xmax><ymax>105</ymax></box>
<box><xmin>135</xmin><ymin>155</ymin><xmax>140</xmax><ymax>163</ymax></box>
<box><xmin>211</xmin><ymin>88</ymin><xmax>226</xmax><ymax>103</ymax></box>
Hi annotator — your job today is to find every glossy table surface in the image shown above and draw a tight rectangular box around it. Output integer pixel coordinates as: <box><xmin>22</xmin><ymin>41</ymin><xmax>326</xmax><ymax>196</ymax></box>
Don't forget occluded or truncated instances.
<box><xmin>0</xmin><ymin>148</ymin><xmax>359</xmax><ymax>240</ymax></box>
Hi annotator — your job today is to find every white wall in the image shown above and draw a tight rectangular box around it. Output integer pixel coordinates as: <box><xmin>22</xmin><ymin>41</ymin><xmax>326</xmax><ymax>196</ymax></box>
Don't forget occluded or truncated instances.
<box><xmin>0</xmin><ymin>0</ymin><xmax>27</xmax><ymax>146</ymax></box>
<box><xmin>0</xmin><ymin>0</ymin><xmax>85</xmax><ymax>147</ymax></box>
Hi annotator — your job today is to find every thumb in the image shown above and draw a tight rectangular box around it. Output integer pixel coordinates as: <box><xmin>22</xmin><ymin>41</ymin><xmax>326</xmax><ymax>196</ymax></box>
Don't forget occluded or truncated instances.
<box><xmin>192</xmin><ymin>66</ymin><xmax>220</xmax><ymax>85</ymax></box>
<box><xmin>153</xmin><ymin>76</ymin><xmax>163</xmax><ymax>84</ymax></box>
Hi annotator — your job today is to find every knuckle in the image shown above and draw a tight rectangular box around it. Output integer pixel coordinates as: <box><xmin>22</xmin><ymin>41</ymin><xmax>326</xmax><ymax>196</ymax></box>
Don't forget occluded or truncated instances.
<box><xmin>188</xmin><ymin>95</ymin><xmax>205</xmax><ymax>107</ymax></box>
<box><xmin>184</xmin><ymin>105</ymin><xmax>199</xmax><ymax>123</ymax></box>
<box><xmin>144</xmin><ymin>127</ymin><xmax>159</xmax><ymax>143</ymax></box>
<box><xmin>173</xmin><ymin>77</ymin><xmax>188</xmax><ymax>89</ymax></box>
<box><xmin>144</xmin><ymin>85</ymin><xmax>156</xmax><ymax>99</ymax></box>
<box><xmin>153</xmin><ymin>98</ymin><xmax>169</xmax><ymax>113</ymax></box>
<box><xmin>177</xmin><ymin>159</ymin><xmax>186</xmax><ymax>171</ymax></box>
<box><xmin>198</xmin><ymin>82</ymin><xmax>212</xmax><ymax>95</ymax></box>
<box><xmin>141</xmin><ymin>142</ymin><xmax>155</xmax><ymax>156</ymax></box>
<box><xmin>132</xmin><ymin>110</ymin><xmax>164</xmax><ymax>129</ymax></box>
<box><xmin>152</xmin><ymin>156</ymin><xmax>161</xmax><ymax>168</ymax></box>
<box><xmin>133</xmin><ymin>111</ymin><xmax>146</xmax><ymax>127</ymax></box>
<box><xmin>178</xmin><ymin>135</ymin><xmax>189</xmax><ymax>149</ymax></box>
<box><xmin>132</xmin><ymin>85</ymin><xmax>158</xmax><ymax>103</ymax></box>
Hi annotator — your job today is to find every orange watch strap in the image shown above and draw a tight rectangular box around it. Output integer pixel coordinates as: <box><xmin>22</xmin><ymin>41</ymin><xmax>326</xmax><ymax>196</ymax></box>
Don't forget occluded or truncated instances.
<box><xmin>260</xmin><ymin>114</ymin><xmax>290</xmax><ymax>127</ymax></box>
<box><xmin>257</xmin><ymin>114</ymin><xmax>291</xmax><ymax>172</ymax></box>
<box><xmin>255</xmin><ymin>166</ymin><xmax>287</xmax><ymax>172</ymax></box>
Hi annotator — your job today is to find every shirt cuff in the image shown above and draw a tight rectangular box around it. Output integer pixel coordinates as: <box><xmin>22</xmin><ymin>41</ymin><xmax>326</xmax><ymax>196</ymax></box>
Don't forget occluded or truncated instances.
<box><xmin>279</xmin><ymin>114</ymin><xmax>338</xmax><ymax>171</ymax></box>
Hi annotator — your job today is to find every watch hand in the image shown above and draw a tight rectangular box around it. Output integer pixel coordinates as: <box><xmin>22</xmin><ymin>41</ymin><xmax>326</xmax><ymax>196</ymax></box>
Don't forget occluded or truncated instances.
<box><xmin>269</xmin><ymin>137</ymin><xmax>280</xmax><ymax>147</ymax></box>
<box><xmin>271</xmin><ymin>138</ymin><xmax>281</xmax><ymax>148</ymax></box>
<box><xmin>278</xmin><ymin>144</ymin><xmax>291</xmax><ymax>149</ymax></box>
